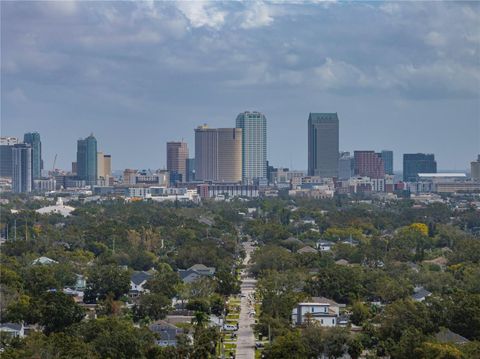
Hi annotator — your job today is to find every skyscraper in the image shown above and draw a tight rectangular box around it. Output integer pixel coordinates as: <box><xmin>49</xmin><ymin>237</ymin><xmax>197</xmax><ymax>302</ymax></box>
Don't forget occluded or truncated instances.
<box><xmin>235</xmin><ymin>111</ymin><xmax>267</xmax><ymax>182</ymax></box>
<box><xmin>308</xmin><ymin>113</ymin><xmax>339</xmax><ymax>177</ymax></box>
<box><xmin>195</xmin><ymin>125</ymin><xmax>218</xmax><ymax>182</ymax></box>
<box><xmin>12</xmin><ymin>143</ymin><xmax>32</xmax><ymax>193</ymax></box>
<box><xmin>0</xmin><ymin>137</ymin><xmax>19</xmax><ymax>178</ymax></box>
<box><xmin>403</xmin><ymin>153</ymin><xmax>437</xmax><ymax>182</ymax></box>
<box><xmin>379</xmin><ymin>150</ymin><xmax>394</xmax><ymax>175</ymax></box>
<box><xmin>167</xmin><ymin>141</ymin><xmax>189</xmax><ymax>183</ymax></box>
<box><xmin>97</xmin><ymin>152</ymin><xmax>112</xmax><ymax>180</ymax></box>
<box><xmin>470</xmin><ymin>155</ymin><xmax>480</xmax><ymax>181</ymax></box>
<box><xmin>338</xmin><ymin>152</ymin><xmax>354</xmax><ymax>180</ymax></box>
<box><xmin>77</xmin><ymin>134</ymin><xmax>97</xmax><ymax>185</ymax></box>
<box><xmin>217</xmin><ymin>128</ymin><xmax>242</xmax><ymax>183</ymax></box>
<box><xmin>354</xmin><ymin>151</ymin><xmax>385</xmax><ymax>179</ymax></box>
<box><xmin>23</xmin><ymin>132</ymin><xmax>42</xmax><ymax>179</ymax></box>
<box><xmin>194</xmin><ymin>125</ymin><xmax>242</xmax><ymax>182</ymax></box>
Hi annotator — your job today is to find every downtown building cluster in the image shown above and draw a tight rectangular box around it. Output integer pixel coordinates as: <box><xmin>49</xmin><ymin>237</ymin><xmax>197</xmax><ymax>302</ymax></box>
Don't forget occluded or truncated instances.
<box><xmin>1</xmin><ymin>111</ymin><xmax>480</xmax><ymax>200</ymax></box>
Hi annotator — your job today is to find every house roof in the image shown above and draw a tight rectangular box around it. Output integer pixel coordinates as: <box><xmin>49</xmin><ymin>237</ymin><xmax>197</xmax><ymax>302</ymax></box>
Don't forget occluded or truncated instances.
<box><xmin>335</xmin><ymin>259</ymin><xmax>350</xmax><ymax>266</ymax></box>
<box><xmin>131</xmin><ymin>271</ymin><xmax>152</xmax><ymax>285</ymax></box>
<box><xmin>149</xmin><ymin>320</ymin><xmax>182</xmax><ymax>340</ymax></box>
<box><xmin>435</xmin><ymin>328</ymin><xmax>470</xmax><ymax>344</ymax></box>
<box><xmin>411</xmin><ymin>287</ymin><xmax>431</xmax><ymax>300</ymax></box>
<box><xmin>188</xmin><ymin>264</ymin><xmax>215</xmax><ymax>274</ymax></box>
<box><xmin>0</xmin><ymin>323</ymin><xmax>23</xmax><ymax>331</ymax></box>
<box><xmin>318</xmin><ymin>240</ymin><xmax>334</xmax><ymax>245</ymax></box>
<box><xmin>297</xmin><ymin>246</ymin><xmax>318</xmax><ymax>254</ymax></box>
<box><xmin>299</xmin><ymin>297</ymin><xmax>339</xmax><ymax>307</ymax></box>
<box><xmin>32</xmin><ymin>256</ymin><xmax>58</xmax><ymax>265</ymax></box>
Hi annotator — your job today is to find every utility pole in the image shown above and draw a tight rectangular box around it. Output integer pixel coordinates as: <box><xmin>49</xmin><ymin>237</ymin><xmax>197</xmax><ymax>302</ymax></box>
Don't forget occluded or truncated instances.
<box><xmin>14</xmin><ymin>219</ymin><xmax>17</xmax><ymax>241</ymax></box>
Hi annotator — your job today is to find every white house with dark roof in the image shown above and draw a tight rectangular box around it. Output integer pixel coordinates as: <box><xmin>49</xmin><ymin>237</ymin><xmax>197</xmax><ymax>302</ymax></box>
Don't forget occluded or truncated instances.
<box><xmin>411</xmin><ymin>286</ymin><xmax>432</xmax><ymax>302</ymax></box>
<box><xmin>149</xmin><ymin>320</ymin><xmax>184</xmax><ymax>347</ymax></box>
<box><xmin>130</xmin><ymin>271</ymin><xmax>153</xmax><ymax>295</ymax></box>
<box><xmin>292</xmin><ymin>297</ymin><xmax>341</xmax><ymax>327</ymax></box>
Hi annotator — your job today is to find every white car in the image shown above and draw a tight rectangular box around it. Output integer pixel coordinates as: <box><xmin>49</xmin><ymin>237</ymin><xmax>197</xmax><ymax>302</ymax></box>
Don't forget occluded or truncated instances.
<box><xmin>223</xmin><ymin>324</ymin><xmax>237</xmax><ymax>331</ymax></box>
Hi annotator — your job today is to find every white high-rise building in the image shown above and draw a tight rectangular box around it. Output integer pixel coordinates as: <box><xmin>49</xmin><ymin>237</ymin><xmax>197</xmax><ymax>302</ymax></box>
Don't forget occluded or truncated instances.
<box><xmin>235</xmin><ymin>111</ymin><xmax>267</xmax><ymax>182</ymax></box>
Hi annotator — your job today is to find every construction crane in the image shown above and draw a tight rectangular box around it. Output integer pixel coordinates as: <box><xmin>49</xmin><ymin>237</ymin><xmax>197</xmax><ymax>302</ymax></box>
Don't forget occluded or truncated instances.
<box><xmin>52</xmin><ymin>154</ymin><xmax>57</xmax><ymax>173</ymax></box>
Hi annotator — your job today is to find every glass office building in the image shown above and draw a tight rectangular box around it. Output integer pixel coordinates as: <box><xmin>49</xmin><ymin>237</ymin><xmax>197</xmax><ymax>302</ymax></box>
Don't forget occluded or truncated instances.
<box><xmin>308</xmin><ymin>113</ymin><xmax>339</xmax><ymax>178</ymax></box>
<box><xmin>403</xmin><ymin>153</ymin><xmax>437</xmax><ymax>182</ymax></box>
<box><xmin>235</xmin><ymin>111</ymin><xmax>267</xmax><ymax>182</ymax></box>
<box><xmin>23</xmin><ymin>132</ymin><xmax>42</xmax><ymax>179</ymax></box>
<box><xmin>77</xmin><ymin>134</ymin><xmax>98</xmax><ymax>185</ymax></box>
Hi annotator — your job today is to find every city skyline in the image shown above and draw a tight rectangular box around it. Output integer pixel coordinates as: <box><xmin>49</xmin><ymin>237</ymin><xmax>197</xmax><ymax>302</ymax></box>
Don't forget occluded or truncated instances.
<box><xmin>2</xmin><ymin>2</ymin><xmax>478</xmax><ymax>171</ymax></box>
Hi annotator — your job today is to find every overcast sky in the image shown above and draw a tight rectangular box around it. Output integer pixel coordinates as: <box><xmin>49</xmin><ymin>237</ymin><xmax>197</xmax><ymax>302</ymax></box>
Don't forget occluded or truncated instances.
<box><xmin>2</xmin><ymin>1</ymin><xmax>479</xmax><ymax>171</ymax></box>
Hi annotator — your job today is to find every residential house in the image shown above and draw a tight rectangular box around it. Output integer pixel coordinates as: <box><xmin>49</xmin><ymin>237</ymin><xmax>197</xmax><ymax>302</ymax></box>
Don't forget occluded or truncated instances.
<box><xmin>130</xmin><ymin>271</ymin><xmax>153</xmax><ymax>296</ymax></box>
<box><xmin>317</xmin><ymin>240</ymin><xmax>334</xmax><ymax>252</ymax></box>
<box><xmin>297</xmin><ymin>246</ymin><xmax>318</xmax><ymax>254</ymax></box>
<box><xmin>149</xmin><ymin>320</ymin><xmax>184</xmax><ymax>347</ymax></box>
<box><xmin>0</xmin><ymin>323</ymin><xmax>25</xmax><ymax>338</ymax></box>
<box><xmin>292</xmin><ymin>297</ymin><xmax>341</xmax><ymax>327</ymax></box>
<box><xmin>32</xmin><ymin>256</ymin><xmax>58</xmax><ymax>265</ymax></box>
<box><xmin>178</xmin><ymin>264</ymin><xmax>215</xmax><ymax>284</ymax></box>
<box><xmin>411</xmin><ymin>286</ymin><xmax>432</xmax><ymax>302</ymax></box>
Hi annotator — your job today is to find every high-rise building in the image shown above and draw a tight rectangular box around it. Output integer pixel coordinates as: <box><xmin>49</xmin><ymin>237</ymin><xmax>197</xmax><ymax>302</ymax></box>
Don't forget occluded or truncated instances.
<box><xmin>471</xmin><ymin>155</ymin><xmax>480</xmax><ymax>181</ymax></box>
<box><xmin>195</xmin><ymin>125</ymin><xmax>218</xmax><ymax>181</ymax></box>
<box><xmin>97</xmin><ymin>152</ymin><xmax>112</xmax><ymax>180</ymax></box>
<box><xmin>194</xmin><ymin>125</ymin><xmax>242</xmax><ymax>182</ymax></box>
<box><xmin>104</xmin><ymin>155</ymin><xmax>112</xmax><ymax>178</ymax></box>
<box><xmin>378</xmin><ymin>150</ymin><xmax>394</xmax><ymax>175</ymax></box>
<box><xmin>77</xmin><ymin>134</ymin><xmax>97</xmax><ymax>185</ymax></box>
<box><xmin>403</xmin><ymin>153</ymin><xmax>437</xmax><ymax>182</ymax></box>
<box><xmin>167</xmin><ymin>141</ymin><xmax>189</xmax><ymax>183</ymax></box>
<box><xmin>217</xmin><ymin>128</ymin><xmax>242</xmax><ymax>183</ymax></box>
<box><xmin>308</xmin><ymin>113</ymin><xmax>339</xmax><ymax>178</ymax></box>
<box><xmin>338</xmin><ymin>152</ymin><xmax>354</xmax><ymax>180</ymax></box>
<box><xmin>12</xmin><ymin>144</ymin><xmax>32</xmax><ymax>193</ymax></box>
<box><xmin>235</xmin><ymin>111</ymin><xmax>267</xmax><ymax>182</ymax></box>
<box><xmin>0</xmin><ymin>137</ymin><xmax>19</xmax><ymax>178</ymax></box>
<box><xmin>354</xmin><ymin>151</ymin><xmax>385</xmax><ymax>179</ymax></box>
<box><xmin>23</xmin><ymin>132</ymin><xmax>42</xmax><ymax>179</ymax></box>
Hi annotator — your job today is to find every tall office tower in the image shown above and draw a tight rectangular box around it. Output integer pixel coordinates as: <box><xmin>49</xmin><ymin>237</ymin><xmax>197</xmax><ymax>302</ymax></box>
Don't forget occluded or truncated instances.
<box><xmin>167</xmin><ymin>141</ymin><xmax>189</xmax><ymax>183</ymax></box>
<box><xmin>77</xmin><ymin>134</ymin><xmax>97</xmax><ymax>185</ymax></box>
<box><xmin>471</xmin><ymin>155</ymin><xmax>480</xmax><ymax>181</ymax></box>
<box><xmin>235</xmin><ymin>111</ymin><xmax>267</xmax><ymax>181</ymax></box>
<box><xmin>217</xmin><ymin>128</ymin><xmax>242</xmax><ymax>182</ymax></box>
<box><xmin>103</xmin><ymin>155</ymin><xmax>112</xmax><ymax>178</ymax></box>
<box><xmin>308</xmin><ymin>113</ymin><xmax>339</xmax><ymax>178</ymax></box>
<box><xmin>0</xmin><ymin>137</ymin><xmax>19</xmax><ymax>178</ymax></box>
<box><xmin>12</xmin><ymin>144</ymin><xmax>32</xmax><ymax>193</ymax></box>
<box><xmin>338</xmin><ymin>151</ymin><xmax>355</xmax><ymax>180</ymax></box>
<box><xmin>186</xmin><ymin>158</ymin><xmax>195</xmax><ymax>182</ymax></box>
<box><xmin>97</xmin><ymin>152</ymin><xmax>112</xmax><ymax>179</ymax></box>
<box><xmin>194</xmin><ymin>125</ymin><xmax>243</xmax><ymax>182</ymax></box>
<box><xmin>403</xmin><ymin>153</ymin><xmax>437</xmax><ymax>182</ymax></box>
<box><xmin>354</xmin><ymin>151</ymin><xmax>385</xmax><ymax>179</ymax></box>
<box><xmin>23</xmin><ymin>132</ymin><xmax>42</xmax><ymax>179</ymax></box>
<box><xmin>195</xmin><ymin>125</ymin><xmax>218</xmax><ymax>181</ymax></box>
<box><xmin>379</xmin><ymin>150</ymin><xmax>394</xmax><ymax>175</ymax></box>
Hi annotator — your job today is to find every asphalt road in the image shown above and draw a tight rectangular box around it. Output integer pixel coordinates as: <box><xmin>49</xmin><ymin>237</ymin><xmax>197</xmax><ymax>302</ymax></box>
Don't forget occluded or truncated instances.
<box><xmin>235</xmin><ymin>241</ymin><xmax>257</xmax><ymax>359</ymax></box>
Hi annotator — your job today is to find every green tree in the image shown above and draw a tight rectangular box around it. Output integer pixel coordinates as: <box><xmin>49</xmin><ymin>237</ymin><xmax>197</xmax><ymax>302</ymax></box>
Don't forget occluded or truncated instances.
<box><xmin>350</xmin><ymin>301</ymin><xmax>371</xmax><ymax>325</ymax></box>
<box><xmin>264</xmin><ymin>330</ymin><xmax>308</xmax><ymax>359</ymax></box>
<box><xmin>84</xmin><ymin>264</ymin><xmax>130</xmax><ymax>302</ymax></box>
<box><xmin>39</xmin><ymin>292</ymin><xmax>85</xmax><ymax>334</ymax></box>
<box><xmin>134</xmin><ymin>293</ymin><xmax>171</xmax><ymax>322</ymax></box>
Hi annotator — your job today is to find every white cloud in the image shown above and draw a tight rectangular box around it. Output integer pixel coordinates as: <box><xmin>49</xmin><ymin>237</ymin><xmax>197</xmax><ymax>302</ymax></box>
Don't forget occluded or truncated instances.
<box><xmin>240</xmin><ymin>2</ymin><xmax>274</xmax><ymax>29</ymax></box>
<box><xmin>424</xmin><ymin>31</ymin><xmax>446</xmax><ymax>47</ymax></box>
<box><xmin>175</xmin><ymin>1</ymin><xmax>227</xmax><ymax>29</ymax></box>
<box><xmin>313</xmin><ymin>58</ymin><xmax>370</xmax><ymax>90</ymax></box>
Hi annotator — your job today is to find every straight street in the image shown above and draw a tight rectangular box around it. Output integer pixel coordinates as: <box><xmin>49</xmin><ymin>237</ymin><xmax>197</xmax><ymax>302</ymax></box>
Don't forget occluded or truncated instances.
<box><xmin>235</xmin><ymin>241</ymin><xmax>257</xmax><ymax>359</ymax></box>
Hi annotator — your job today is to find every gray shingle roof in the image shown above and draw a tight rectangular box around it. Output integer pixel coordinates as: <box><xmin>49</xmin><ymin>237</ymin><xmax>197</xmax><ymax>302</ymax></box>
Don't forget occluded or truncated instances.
<box><xmin>130</xmin><ymin>271</ymin><xmax>152</xmax><ymax>285</ymax></box>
